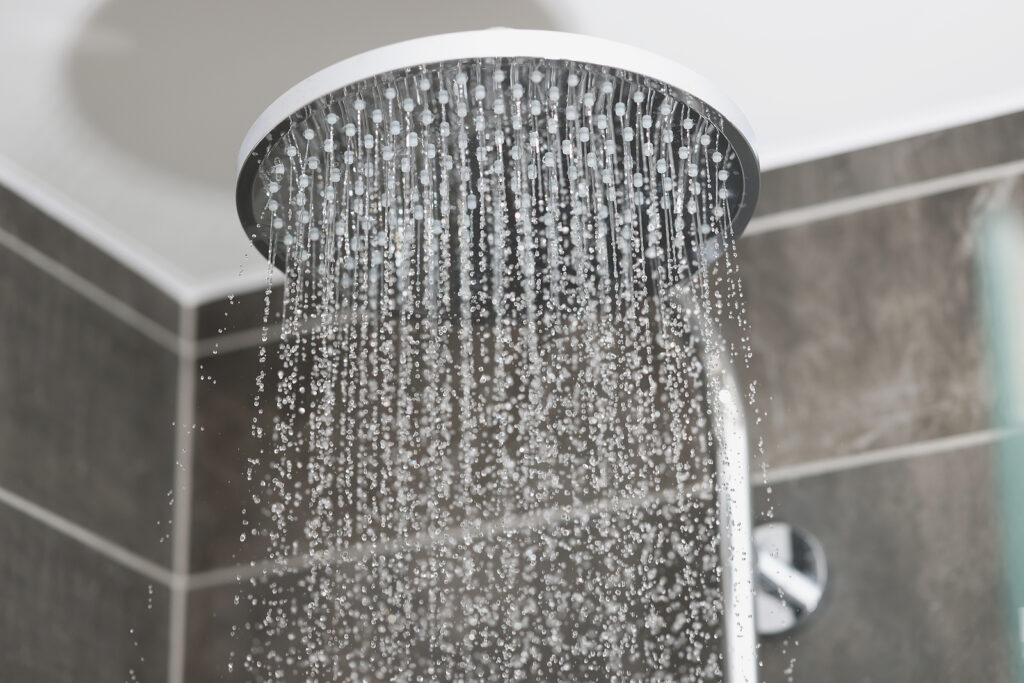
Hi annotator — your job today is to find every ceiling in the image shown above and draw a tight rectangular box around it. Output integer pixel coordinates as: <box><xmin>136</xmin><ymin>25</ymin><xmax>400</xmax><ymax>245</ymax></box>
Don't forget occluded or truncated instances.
<box><xmin>2</xmin><ymin>0</ymin><xmax>1023</xmax><ymax>304</ymax></box>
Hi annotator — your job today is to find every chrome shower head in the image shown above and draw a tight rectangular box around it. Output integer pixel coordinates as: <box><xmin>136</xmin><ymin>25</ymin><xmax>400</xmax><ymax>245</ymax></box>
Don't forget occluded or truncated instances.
<box><xmin>230</xmin><ymin>30</ymin><xmax>762</xmax><ymax>680</ymax></box>
<box><xmin>235</xmin><ymin>29</ymin><xmax>758</xmax><ymax>306</ymax></box>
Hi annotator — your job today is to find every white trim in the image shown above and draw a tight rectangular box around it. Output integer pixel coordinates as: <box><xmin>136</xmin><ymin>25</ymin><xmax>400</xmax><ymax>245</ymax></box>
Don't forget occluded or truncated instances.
<box><xmin>0</xmin><ymin>154</ymin><xmax>200</xmax><ymax>304</ymax></box>
<box><xmin>168</xmin><ymin>306</ymin><xmax>198</xmax><ymax>683</ymax></box>
<box><xmin>0</xmin><ymin>224</ymin><xmax>181</xmax><ymax>353</ymax></box>
<box><xmin>762</xmin><ymin>429</ymin><xmax>1010</xmax><ymax>485</ymax></box>
<box><xmin>188</xmin><ymin>267</ymin><xmax>283</xmax><ymax>313</ymax></box>
<box><xmin>170</xmin><ymin>306</ymin><xmax>198</xmax><ymax>575</ymax></box>
<box><xmin>188</xmin><ymin>481</ymin><xmax>710</xmax><ymax>591</ymax></box>
<box><xmin>0</xmin><ymin>483</ymin><xmax>178</xmax><ymax>588</ymax></box>
<box><xmin>185</xmin><ymin>428</ymin><xmax>1015</xmax><ymax>591</ymax></box>
<box><xmin>746</xmin><ymin>158</ymin><xmax>1024</xmax><ymax>236</ymax></box>
<box><xmin>759</xmin><ymin>90</ymin><xmax>1024</xmax><ymax>171</ymax></box>
<box><xmin>237</xmin><ymin>28</ymin><xmax>758</xmax><ymax>174</ymax></box>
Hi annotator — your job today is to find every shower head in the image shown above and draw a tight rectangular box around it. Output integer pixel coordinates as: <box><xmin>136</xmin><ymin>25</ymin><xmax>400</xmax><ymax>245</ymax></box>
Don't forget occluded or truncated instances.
<box><xmin>235</xmin><ymin>28</ymin><xmax>759</xmax><ymax>298</ymax></box>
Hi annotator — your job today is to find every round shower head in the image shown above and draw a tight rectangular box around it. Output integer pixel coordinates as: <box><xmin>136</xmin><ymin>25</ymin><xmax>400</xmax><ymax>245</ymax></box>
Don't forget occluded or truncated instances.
<box><xmin>236</xmin><ymin>28</ymin><xmax>759</xmax><ymax>293</ymax></box>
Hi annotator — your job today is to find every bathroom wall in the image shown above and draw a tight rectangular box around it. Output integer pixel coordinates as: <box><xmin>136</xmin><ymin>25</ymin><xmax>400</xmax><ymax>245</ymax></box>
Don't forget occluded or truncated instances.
<box><xmin>0</xmin><ymin>185</ymin><xmax>182</xmax><ymax>680</ymax></box>
<box><xmin>1</xmin><ymin>107</ymin><xmax>1022</xmax><ymax>682</ymax></box>
<box><xmin>739</xmin><ymin>111</ymin><xmax>1024</xmax><ymax>682</ymax></box>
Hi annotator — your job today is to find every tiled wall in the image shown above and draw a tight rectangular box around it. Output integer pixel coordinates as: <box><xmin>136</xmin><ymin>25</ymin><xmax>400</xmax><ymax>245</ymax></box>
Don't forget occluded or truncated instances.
<box><xmin>0</xmin><ymin>184</ymin><xmax>184</xmax><ymax>681</ymax></box>
<box><xmin>2</xmin><ymin>108</ymin><xmax>1023</xmax><ymax>681</ymax></box>
<box><xmin>743</xmin><ymin>112</ymin><xmax>1024</xmax><ymax>681</ymax></box>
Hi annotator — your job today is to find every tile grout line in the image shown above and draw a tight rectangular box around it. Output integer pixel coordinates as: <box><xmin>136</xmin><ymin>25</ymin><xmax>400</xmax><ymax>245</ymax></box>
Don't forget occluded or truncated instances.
<box><xmin>0</xmin><ymin>427</ymin><xmax>998</xmax><ymax>593</ymax></box>
<box><xmin>186</xmin><ymin>427</ymin><xmax>1016</xmax><ymax>591</ymax></box>
<box><xmin>194</xmin><ymin>317</ymin><xmax>328</xmax><ymax>359</ymax></box>
<box><xmin>759</xmin><ymin>428</ymin><xmax>1015</xmax><ymax>486</ymax></box>
<box><xmin>195</xmin><ymin>322</ymin><xmax>281</xmax><ymax>359</ymax></box>
<box><xmin>0</xmin><ymin>483</ymin><xmax>178</xmax><ymax>587</ymax></box>
<box><xmin>746</xmin><ymin>158</ymin><xmax>1024</xmax><ymax>236</ymax></box>
<box><xmin>168</xmin><ymin>306</ymin><xmax>198</xmax><ymax>683</ymax></box>
<box><xmin>187</xmin><ymin>480</ymin><xmax>711</xmax><ymax>591</ymax></box>
<box><xmin>0</xmin><ymin>225</ymin><xmax>183</xmax><ymax>354</ymax></box>
<box><xmin>0</xmin><ymin>154</ymin><xmax>197</xmax><ymax>304</ymax></box>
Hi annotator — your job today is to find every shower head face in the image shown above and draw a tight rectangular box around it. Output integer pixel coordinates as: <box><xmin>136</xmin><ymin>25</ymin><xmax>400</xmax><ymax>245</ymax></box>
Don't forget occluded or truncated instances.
<box><xmin>236</xmin><ymin>30</ymin><xmax>759</xmax><ymax>317</ymax></box>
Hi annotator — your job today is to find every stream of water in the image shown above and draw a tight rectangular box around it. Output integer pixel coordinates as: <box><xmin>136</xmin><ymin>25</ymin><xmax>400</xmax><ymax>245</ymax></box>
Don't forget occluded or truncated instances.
<box><xmin>237</xmin><ymin>56</ymin><xmax>753</xmax><ymax>681</ymax></box>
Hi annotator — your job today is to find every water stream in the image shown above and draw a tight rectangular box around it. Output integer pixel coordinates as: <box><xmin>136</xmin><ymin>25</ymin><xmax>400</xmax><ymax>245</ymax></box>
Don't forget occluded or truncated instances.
<box><xmin>236</xmin><ymin>57</ymin><xmax>754</xmax><ymax>681</ymax></box>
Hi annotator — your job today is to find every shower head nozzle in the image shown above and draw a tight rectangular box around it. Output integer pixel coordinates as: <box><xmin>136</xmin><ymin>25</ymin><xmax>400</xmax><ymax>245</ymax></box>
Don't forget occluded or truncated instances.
<box><xmin>235</xmin><ymin>29</ymin><xmax>759</xmax><ymax>289</ymax></box>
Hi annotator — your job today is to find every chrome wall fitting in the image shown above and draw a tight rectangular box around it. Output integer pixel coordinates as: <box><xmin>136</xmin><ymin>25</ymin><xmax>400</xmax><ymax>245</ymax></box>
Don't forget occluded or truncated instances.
<box><xmin>754</xmin><ymin>522</ymin><xmax>828</xmax><ymax>636</ymax></box>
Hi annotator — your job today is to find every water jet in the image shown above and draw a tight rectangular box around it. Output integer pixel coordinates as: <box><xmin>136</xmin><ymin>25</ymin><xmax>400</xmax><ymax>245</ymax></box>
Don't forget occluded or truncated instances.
<box><xmin>235</xmin><ymin>29</ymin><xmax>759</xmax><ymax>681</ymax></box>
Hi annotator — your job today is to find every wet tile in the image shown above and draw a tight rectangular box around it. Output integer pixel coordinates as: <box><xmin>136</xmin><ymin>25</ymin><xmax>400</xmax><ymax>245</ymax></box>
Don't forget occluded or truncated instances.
<box><xmin>187</xmin><ymin>494</ymin><xmax>724</xmax><ymax>681</ymax></box>
<box><xmin>758</xmin><ymin>110</ymin><xmax>1024</xmax><ymax>215</ymax></box>
<box><xmin>730</xmin><ymin>184</ymin><xmax>992</xmax><ymax>467</ymax></box>
<box><xmin>190</xmin><ymin>345</ymin><xmax>263</xmax><ymax>571</ymax></box>
<box><xmin>755</xmin><ymin>445</ymin><xmax>1013</xmax><ymax>683</ymax></box>
<box><xmin>0</xmin><ymin>503</ymin><xmax>169</xmax><ymax>682</ymax></box>
<box><xmin>185</xmin><ymin>577</ymin><xmax>246</xmax><ymax>681</ymax></box>
<box><xmin>0</xmin><ymin>241</ymin><xmax>178</xmax><ymax>564</ymax></box>
<box><xmin>0</xmin><ymin>183</ymin><xmax>180</xmax><ymax>333</ymax></box>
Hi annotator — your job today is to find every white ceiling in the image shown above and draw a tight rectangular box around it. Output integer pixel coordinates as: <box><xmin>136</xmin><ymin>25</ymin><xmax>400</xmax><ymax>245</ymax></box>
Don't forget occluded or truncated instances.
<box><xmin>2</xmin><ymin>0</ymin><xmax>1023</xmax><ymax>305</ymax></box>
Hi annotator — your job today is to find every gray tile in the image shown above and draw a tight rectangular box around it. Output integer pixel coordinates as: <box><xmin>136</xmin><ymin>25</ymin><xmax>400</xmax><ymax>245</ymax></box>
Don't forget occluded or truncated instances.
<box><xmin>757</xmin><ymin>110</ymin><xmax>1024</xmax><ymax>215</ymax></box>
<box><xmin>0</xmin><ymin>183</ymin><xmax>180</xmax><ymax>333</ymax></box>
<box><xmin>754</xmin><ymin>446</ymin><xmax>1014</xmax><ymax>683</ymax></box>
<box><xmin>197</xmin><ymin>285</ymin><xmax>283</xmax><ymax>341</ymax></box>
<box><xmin>185</xmin><ymin>577</ymin><xmax>245</xmax><ymax>681</ymax></box>
<box><xmin>729</xmin><ymin>183</ymin><xmax>992</xmax><ymax>468</ymax></box>
<box><xmin>192</xmin><ymin>342</ymin><xmax>341</xmax><ymax>571</ymax></box>
<box><xmin>187</xmin><ymin>494</ymin><xmax>724</xmax><ymax>681</ymax></box>
<box><xmin>190</xmin><ymin>345</ymin><xmax>264</xmax><ymax>571</ymax></box>
<box><xmin>0</xmin><ymin>503</ymin><xmax>169</xmax><ymax>682</ymax></box>
<box><xmin>0</xmin><ymin>241</ymin><xmax>178</xmax><ymax>564</ymax></box>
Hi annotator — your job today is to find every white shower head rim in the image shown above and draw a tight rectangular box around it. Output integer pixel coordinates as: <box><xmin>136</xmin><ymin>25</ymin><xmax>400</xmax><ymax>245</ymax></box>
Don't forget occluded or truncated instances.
<box><xmin>237</xmin><ymin>28</ymin><xmax>758</xmax><ymax>174</ymax></box>
<box><xmin>235</xmin><ymin>28</ymin><xmax>761</xmax><ymax>273</ymax></box>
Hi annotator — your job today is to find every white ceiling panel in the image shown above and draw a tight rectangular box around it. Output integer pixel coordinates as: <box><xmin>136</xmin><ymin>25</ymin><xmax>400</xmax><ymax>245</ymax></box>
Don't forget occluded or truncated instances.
<box><xmin>1</xmin><ymin>0</ymin><xmax>1022</xmax><ymax>302</ymax></box>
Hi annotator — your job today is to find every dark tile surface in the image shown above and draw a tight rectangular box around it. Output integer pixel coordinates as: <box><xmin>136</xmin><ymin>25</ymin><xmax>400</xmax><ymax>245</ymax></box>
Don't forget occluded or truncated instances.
<box><xmin>190</xmin><ymin>345</ymin><xmax>263</xmax><ymax>571</ymax></box>
<box><xmin>187</xmin><ymin>494</ymin><xmax>723</xmax><ymax>681</ymax></box>
<box><xmin>755</xmin><ymin>445</ymin><xmax>1014</xmax><ymax>683</ymax></box>
<box><xmin>0</xmin><ymin>183</ymin><xmax>180</xmax><ymax>333</ymax></box>
<box><xmin>730</xmin><ymin>184</ymin><xmax>992</xmax><ymax>467</ymax></box>
<box><xmin>758</xmin><ymin>110</ymin><xmax>1024</xmax><ymax>215</ymax></box>
<box><xmin>0</xmin><ymin>503</ymin><xmax>169</xmax><ymax>682</ymax></box>
<box><xmin>0</xmin><ymin>241</ymin><xmax>178</xmax><ymax>565</ymax></box>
